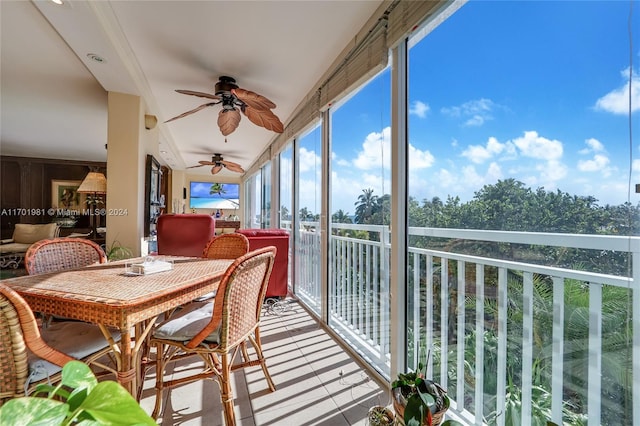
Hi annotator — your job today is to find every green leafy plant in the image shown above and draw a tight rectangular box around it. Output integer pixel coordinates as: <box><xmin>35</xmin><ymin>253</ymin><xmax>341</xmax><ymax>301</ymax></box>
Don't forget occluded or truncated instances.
<box><xmin>105</xmin><ymin>240</ymin><xmax>132</xmax><ymax>261</ymax></box>
<box><xmin>0</xmin><ymin>361</ymin><xmax>155</xmax><ymax>425</ymax></box>
<box><xmin>367</xmin><ymin>405</ymin><xmax>394</xmax><ymax>426</ymax></box>
<box><xmin>391</xmin><ymin>348</ymin><xmax>457</xmax><ymax>426</ymax></box>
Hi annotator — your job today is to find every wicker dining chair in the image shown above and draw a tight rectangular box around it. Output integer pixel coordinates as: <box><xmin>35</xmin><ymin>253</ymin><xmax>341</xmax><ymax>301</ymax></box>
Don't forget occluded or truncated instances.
<box><xmin>193</xmin><ymin>233</ymin><xmax>251</xmax><ymax>303</ymax></box>
<box><xmin>202</xmin><ymin>233</ymin><xmax>250</xmax><ymax>260</ymax></box>
<box><xmin>0</xmin><ymin>283</ymin><xmax>119</xmax><ymax>405</ymax></box>
<box><xmin>150</xmin><ymin>246</ymin><xmax>277</xmax><ymax>424</ymax></box>
<box><xmin>24</xmin><ymin>238</ymin><xmax>107</xmax><ymax>275</ymax></box>
<box><xmin>24</xmin><ymin>238</ymin><xmax>108</xmax><ymax>326</ymax></box>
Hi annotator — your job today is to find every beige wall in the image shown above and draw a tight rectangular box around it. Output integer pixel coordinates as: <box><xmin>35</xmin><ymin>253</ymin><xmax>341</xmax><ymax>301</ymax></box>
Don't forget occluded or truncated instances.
<box><xmin>106</xmin><ymin>92</ymin><xmax>161</xmax><ymax>257</ymax></box>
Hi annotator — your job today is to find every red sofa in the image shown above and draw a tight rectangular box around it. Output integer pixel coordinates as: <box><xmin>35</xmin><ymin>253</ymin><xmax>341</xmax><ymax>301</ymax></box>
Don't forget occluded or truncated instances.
<box><xmin>156</xmin><ymin>214</ymin><xmax>215</xmax><ymax>257</ymax></box>
<box><xmin>236</xmin><ymin>229</ymin><xmax>289</xmax><ymax>298</ymax></box>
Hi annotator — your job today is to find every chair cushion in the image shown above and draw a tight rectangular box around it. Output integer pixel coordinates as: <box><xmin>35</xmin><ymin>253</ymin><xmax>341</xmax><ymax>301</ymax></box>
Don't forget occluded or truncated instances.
<box><xmin>0</xmin><ymin>243</ymin><xmax>31</xmax><ymax>254</ymax></box>
<box><xmin>27</xmin><ymin>322</ymin><xmax>121</xmax><ymax>383</ymax></box>
<box><xmin>236</xmin><ymin>229</ymin><xmax>289</xmax><ymax>237</ymax></box>
<box><xmin>153</xmin><ymin>302</ymin><xmax>220</xmax><ymax>343</ymax></box>
<box><xmin>13</xmin><ymin>223</ymin><xmax>59</xmax><ymax>244</ymax></box>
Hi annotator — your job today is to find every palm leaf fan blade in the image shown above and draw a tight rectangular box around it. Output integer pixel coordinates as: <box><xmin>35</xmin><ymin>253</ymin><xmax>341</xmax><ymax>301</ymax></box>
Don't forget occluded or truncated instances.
<box><xmin>211</xmin><ymin>165</ymin><xmax>223</xmax><ymax>175</ymax></box>
<box><xmin>217</xmin><ymin>109</ymin><xmax>241</xmax><ymax>136</ymax></box>
<box><xmin>175</xmin><ymin>89</ymin><xmax>221</xmax><ymax>101</ymax></box>
<box><xmin>242</xmin><ymin>107</ymin><xmax>284</xmax><ymax>133</ymax></box>
<box><xmin>165</xmin><ymin>103</ymin><xmax>212</xmax><ymax>123</ymax></box>
<box><xmin>224</xmin><ymin>162</ymin><xmax>244</xmax><ymax>173</ymax></box>
<box><xmin>232</xmin><ymin>88</ymin><xmax>276</xmax><ymax>110</ymax></box>
<box><xmin>223</xmin><ymin>160</ymin><xmax>242</xmax><ymax>169</ymax></box>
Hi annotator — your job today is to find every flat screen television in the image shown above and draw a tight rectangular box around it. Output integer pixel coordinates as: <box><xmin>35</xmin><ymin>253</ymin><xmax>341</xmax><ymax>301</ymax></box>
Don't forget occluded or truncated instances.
<box><xmin>189</xmin><ymin>182</ymin><xmax>240</xmax><ymax>210</ymax></box>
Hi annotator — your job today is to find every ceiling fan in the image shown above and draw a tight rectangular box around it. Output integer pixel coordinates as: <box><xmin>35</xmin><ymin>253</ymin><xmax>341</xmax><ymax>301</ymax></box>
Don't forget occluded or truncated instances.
<box><xmin>165</xmin><ymin>76</ymin><xmax>284</xmax><ymax>137</ymax></box>
<box><xmin>187</xmin><ymin>153</ymin><xmax>245</xmax><ymax>175</ymax></box>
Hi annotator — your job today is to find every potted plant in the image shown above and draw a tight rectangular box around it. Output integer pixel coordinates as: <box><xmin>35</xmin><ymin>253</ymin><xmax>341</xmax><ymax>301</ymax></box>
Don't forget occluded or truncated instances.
<box><xmin>105</xmin><ymin>239</ymin><xmax>132</xmax><ymax>261</ymax></box>
<box><xmin>0</xmin><ymin>361</ymin><xmax>155</xmax><ymax>425</ymax></box>
<box><xmin>391</xmin><ymin>349</ymin><xmax>452</xmax><ymax>426</ymax></box>
<box><xmin>367</xmin><ymin>405</ymin><xmax>394</xmax><ymax>426</ymax></box>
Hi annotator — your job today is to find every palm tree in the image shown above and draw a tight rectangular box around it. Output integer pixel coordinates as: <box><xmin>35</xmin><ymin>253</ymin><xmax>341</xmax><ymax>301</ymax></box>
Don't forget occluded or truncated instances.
<box><xmin>281</xmin><ymin>205</ymin><xmax>290</xmax><ymax>220</ymax></box>
<box><xmin>210</xmin><ymin>183</ymin><xmax>226</xmax><ymax>197</ymax></box>
<box><xmin>332</xmin><ymin>209</ymin><xmax>352</xmax><ymax>224</ymax></box>
<box><xmin>299</xmin><ymin>207</ymin><xmax>313</xmax><ymax>221</ymax></box>
<box><xmin>354</xmin><ymin>188</ymin><xmax>378</xmax><ymax>224</ymax></box>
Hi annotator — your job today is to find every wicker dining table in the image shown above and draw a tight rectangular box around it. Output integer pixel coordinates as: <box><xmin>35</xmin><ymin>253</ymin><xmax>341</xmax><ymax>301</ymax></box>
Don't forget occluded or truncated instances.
<box><xmin>2</xmin><ymin>256</ymin><xmax>233</xmax><ymax>398</ymax></box>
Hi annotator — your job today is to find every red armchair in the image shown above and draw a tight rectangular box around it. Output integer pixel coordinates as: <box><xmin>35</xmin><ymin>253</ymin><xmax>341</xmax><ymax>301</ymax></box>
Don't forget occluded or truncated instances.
<box><xmin>156</xmin><ymin>214</ymin><xmax>215</xmax><ymax>257</ymax></box>
<box><xmin>236</xmin><ymin>229</ymin><xmax>289</xmax><ymax>298</ymax></box>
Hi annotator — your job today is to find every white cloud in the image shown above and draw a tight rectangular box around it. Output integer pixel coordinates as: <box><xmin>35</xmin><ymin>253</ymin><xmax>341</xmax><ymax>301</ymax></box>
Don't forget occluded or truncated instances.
<box><xmin>594</xmin><ymin>67</ymin><xmax>640</xmax><ymax>114</ymax></box>
<box><xmin>584</xmin><ymin>137</ymin><xmax>605</xmax><ymax>153</ymax></box>
<box><xmin>408</xmin><ymin>144</ymin><xmax>435</xmax><ymax>169</ymax></box>
<box><xmin>536</xmin><ymin>159</ymin><xmax>568</xmax><ymax>182</ymax></box>
<box><xmin>461</xmin><ymin>136</ymin><xmax>515</xmax><ymax>164</ymax></box>
<box><xmin>298</xmin><ymin>177</ymin><xmax>321</xmax><ymax>214</ymax></box>
<box><xmin>486</xmin><ymin>162</ymin><xmax>503</xmax><ymax>181</ymax></box>
<box><xmin>464</xmin><ymin>115</ymin><xmax>486</xmax><ymax>127</ymax></box>
<box><xmin>299</xmin><ymin>146</ymin><xmax>321</xmax><ymax>173</ymax></box>
<box><xmin>353</xmin><ymin>127</ymin><xmax>391</xmax><ymax>170</ymax></box>
<box><xmin>351</xmin><ymin>125</ymin><xmax>435</xmax><ymax>171</ymax></box>
<box><xmin>512</xmin><ymin>131</ymin><xmax>563</xmax><ymax>161</ymax></box>
<box><xmin>633</xmin><ymin>159</ymin><xmax>640</xmax><ymax>172</ymax></box>
<box><xmin>330</xmin><ymin>171</ymin><xmax>366</xmax><ymax>213</ymax></box>
<box><xmin>330</xmin><ymin>151</ymin><xmax>351</xmax><ymax>167</ymax></box>
<box><xmin>578</xmin><ymin>154</ymin><xmax>611</xmax><ymax>173</ymax></box>
<box><xmin>409</xmin><ymin>100</ymin><xmax>430</xmax><ymax>118</ymax></box>
<box><xmin>441</xmin><ymin>98</ymin><xmax>497</xmax><ymax>127</ymax></box>
<box><xmin>577</xmin><ymin>138</ymin><xmax>612</xmax><ymax>176</ymax></box>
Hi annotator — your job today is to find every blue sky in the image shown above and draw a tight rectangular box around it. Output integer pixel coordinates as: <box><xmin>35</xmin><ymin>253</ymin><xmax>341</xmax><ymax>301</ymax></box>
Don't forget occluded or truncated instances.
<box><xmin>292</xmin><ymin>0</ymin><xmax>640</xmax><ymax>214</ymax></box>
<box><xmin>295</xmin><ymin>0</ymin><xmax>639</xmax><ymax>216</ymax></box>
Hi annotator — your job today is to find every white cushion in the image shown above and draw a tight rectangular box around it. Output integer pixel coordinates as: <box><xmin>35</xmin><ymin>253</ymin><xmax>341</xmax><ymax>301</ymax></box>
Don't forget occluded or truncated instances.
<box><xmin>27</xmin><ymin>322</ymin><xmax>121</xmax><ymax>384</ymax></box>
<box><xmin>192</xmin><ymin>290</ymin><xmax>216</xmax><ymax>302</ymax></box>
<box><xmin>153</xmin><ymin>301</ymin><xmax>220</xmax><ymax>344</ymax></box>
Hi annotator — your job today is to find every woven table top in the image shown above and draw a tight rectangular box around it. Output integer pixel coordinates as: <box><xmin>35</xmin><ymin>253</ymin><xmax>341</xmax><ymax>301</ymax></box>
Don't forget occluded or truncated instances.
<box><xmin>2</xmin><ymin>257</ymin><xmax>232</xmax><ymax>329</ymax></box>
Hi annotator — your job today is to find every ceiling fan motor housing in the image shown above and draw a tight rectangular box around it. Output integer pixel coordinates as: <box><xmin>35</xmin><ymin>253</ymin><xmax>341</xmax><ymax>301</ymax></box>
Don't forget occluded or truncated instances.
<box><xmin>215</xmin><ymin>76</ymin><xmax>239</xmax><ymax>96</ymax></box>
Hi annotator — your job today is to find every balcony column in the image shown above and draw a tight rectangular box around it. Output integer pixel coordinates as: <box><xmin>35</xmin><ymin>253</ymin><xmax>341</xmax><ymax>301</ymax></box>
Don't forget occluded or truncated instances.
<box><xmin>390</xmin><ymin>40</ymin><xmax>408</xmax><ymax>378</ymax></box>
<box><xmin>106</xmin><ymin>92</ymin><xmax>157</xmax><ymax>257</ymax></box>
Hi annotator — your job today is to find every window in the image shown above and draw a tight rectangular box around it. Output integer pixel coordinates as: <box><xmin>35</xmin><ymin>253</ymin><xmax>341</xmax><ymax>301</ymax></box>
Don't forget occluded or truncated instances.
<box><xmin>328</xmin><ymin>67</ymin><xmax>391</xmax><ymax>376</ymax></box>
<box><xmin>406</xmin><ymin>2</ymin><xmax>637</xmax><ymax>423</ymax></box>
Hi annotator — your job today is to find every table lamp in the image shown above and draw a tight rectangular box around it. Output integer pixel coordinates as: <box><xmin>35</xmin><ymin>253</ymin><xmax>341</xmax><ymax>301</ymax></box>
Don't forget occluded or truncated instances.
<box><xmin>77</xmin><ymin>171</ymin><xmax>107</xmax><ymax>238</ymax></box>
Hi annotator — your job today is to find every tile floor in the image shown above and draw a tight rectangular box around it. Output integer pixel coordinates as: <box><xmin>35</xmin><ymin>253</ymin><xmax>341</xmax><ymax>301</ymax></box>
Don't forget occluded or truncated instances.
<box><xmin>138</xmin><ymin>298</ymin><xmax>392</xmax><ymax>425</ymax></box>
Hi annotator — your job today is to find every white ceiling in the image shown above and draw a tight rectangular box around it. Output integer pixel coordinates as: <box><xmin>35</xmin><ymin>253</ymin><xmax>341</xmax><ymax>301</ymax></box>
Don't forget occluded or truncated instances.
<box><xmin>0</xmin><ymin>0</ymin><xmax>384</xmax><ymax>177</ymax></box>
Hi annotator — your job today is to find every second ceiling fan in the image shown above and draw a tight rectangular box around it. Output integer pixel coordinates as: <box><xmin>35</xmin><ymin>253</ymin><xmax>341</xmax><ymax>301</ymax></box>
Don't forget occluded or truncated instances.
<box><xmin>187</xmin><ymin>153</ymin><xmax>245</xmax><ymax>175</ymax></box>
<box><xmin>165</xmin><ymin>76</ymin><xmax>284</xmax><ymax>137</ymax></box>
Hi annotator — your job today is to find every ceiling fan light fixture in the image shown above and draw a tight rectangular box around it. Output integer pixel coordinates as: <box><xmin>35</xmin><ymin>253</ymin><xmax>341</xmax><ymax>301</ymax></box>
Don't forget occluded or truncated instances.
<box><xmin>166</xmin><ymin>76</ymin><xmax>284</xmax><ymax>136</ymax></box>
<box><xmin>86</xmin><ymin>53</ymin><xmax>106</xmax><ymax>64</ymax></box>
<box><xmin>186</xmin><ymin>153</ymin><xmax>245</xmax><ymax>175</ymax></box>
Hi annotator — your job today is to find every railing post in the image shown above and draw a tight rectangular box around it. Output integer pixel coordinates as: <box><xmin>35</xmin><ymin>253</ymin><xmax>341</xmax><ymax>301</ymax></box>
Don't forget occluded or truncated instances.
<box><xmin>496</xmin><ymin>267</ymin><xmax>507</xmax><ymax>426</ymax></box>
<box><xmin>456</xmin><ymin>261</ymin><xmax>465</xmax><ymax>409</ymax></box>
<box><xmin>633</xmin><ymin>250</ymin><xmax>640</xmax><ymax>426</ymax></box>
<box><xmin>522</xmin><ymin>272</ymin><xmax>534</xmax><ymax>426</ymax></box>
<box><xmin>588</xmin><ymin>282</ymin><xmax>602</xmax><ymax>426</ymax></box>
<box><xmin>551</xmin><ymin>276</ymin><xmax>564</xmax><ymax>424</ymax></box>
<box><xmin>474</xmin><ymin>264</ymin><xmax>485</xmax><ymax>425</ymax></box>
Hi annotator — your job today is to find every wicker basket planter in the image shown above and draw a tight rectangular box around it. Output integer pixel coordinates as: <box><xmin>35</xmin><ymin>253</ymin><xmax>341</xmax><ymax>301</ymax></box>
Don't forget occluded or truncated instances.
<box><xmin>367</xmin><ymin>405</ymin><xmax>395</xmax><ymax>426</ymax></box>
<box><xmin>392</xmin><ymin>385</ymin><xmax>448</xmax><ymax>426</ymax></box>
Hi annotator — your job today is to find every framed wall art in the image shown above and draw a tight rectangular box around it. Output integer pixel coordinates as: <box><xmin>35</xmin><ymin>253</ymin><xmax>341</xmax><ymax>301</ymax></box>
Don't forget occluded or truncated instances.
<box><xmin>51</xmin><ymin>180</ymin><xmax>86</xmax><ymax>211</ymax></box>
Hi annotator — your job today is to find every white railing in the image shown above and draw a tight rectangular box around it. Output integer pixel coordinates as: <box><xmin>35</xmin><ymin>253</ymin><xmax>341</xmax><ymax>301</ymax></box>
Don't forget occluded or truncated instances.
<box><xmin>293</xmin><ymin>222</ymin><xmax>640</xmax><ymax>426</ymax></box>
<box><xmin>294</xmin><ymin>221</ymin><xmax>322</xmax><ymax>315</ymax></box>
